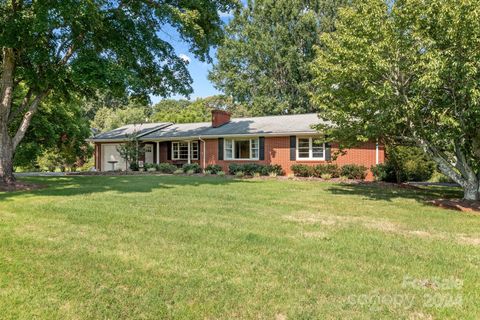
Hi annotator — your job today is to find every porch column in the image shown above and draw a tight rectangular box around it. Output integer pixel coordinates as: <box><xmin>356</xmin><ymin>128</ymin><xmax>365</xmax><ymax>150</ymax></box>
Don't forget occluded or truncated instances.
<box><xmin>187</xmin><ymin>140</ymin><xmax>191</xmax><ymax>164</ymax></box>
<box><xmin>156</xmin><ymin>142</ymin><xmax>160</xmax><ymax>165</ymax></box>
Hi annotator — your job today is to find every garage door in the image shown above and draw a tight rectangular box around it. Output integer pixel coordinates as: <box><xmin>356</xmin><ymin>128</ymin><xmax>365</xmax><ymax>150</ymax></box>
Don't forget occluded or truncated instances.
<box><xmin>102</xmin><ymin>144</ymin><xmax>127</xmax><ymax>171</ymax></box>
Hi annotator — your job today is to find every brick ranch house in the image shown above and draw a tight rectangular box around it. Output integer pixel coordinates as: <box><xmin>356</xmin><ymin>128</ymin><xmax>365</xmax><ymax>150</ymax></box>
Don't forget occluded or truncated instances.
<box><xmin>89</xmin><ymin>110</ymin><xmax>385</xmax><ymax>180</ymax></box>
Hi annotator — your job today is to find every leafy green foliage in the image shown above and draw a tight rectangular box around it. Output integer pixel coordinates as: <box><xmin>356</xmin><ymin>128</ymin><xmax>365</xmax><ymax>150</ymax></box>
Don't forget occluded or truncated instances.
<box><xmin>210</xmin><ymin>0</ymin><xmax>349</xmax><ymax>115</ymax></box>
<box><xmin>228</xmin><ymin>163</ymin><xmax>283</xmax><ymax>176</ymax></box>
<box><xmin>291</xmin><ymin>163</ymin><xmax>365</xmax><ymax>179</ymax></box>
<box><xmin>91</xmin><ymin>105</ymin><xmax>150</xmax><ymax>132</ymax></box>
<box><xmin>13</xmin><ymin>96</ymin><xmax>92</xmax><ymax>171</ymax></box>
<box><xmin>372</xmin><ymin>146</ymin><xmax>435</xmax><ymax>183</ymax></box>
<box><xmin>311</xmin><ymin>0</ymin><xmax>480</xmax><ymax>198</ymax></box>
<box><xmin>151</xmin><ymin>95</ymin><xmax>250</xmax><ymax>124</ymax></box>
<box><xmin>205</xmin><ymin>164</ymin><xmax>223</xmax><ymax>174</ymax></box>
<box><xmin>182</xmin><ymin>163</ymin><xmax>201</xmax><ymax>173</ymax></box>
<box><xmin>116</xmin><ymin>134</ymin><xmax>144</xmax><ymax>171</ymax></box>
<box><xmin>157</xmin><ymin>163</ymin><xmax>178</xmax><ymax>174</ymax></box>
<box><xmin>340</xmin><ymin>165</ymin><xmax>367</xmax><ymax>180</ymax></box>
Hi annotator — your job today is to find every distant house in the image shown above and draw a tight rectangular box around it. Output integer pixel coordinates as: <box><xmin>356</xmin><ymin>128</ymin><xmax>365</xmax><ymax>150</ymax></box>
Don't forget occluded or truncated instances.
<box><xmin>89</xmin><ymin>110</ymin><xmax>384</xmax><ymax>179</ymax></box>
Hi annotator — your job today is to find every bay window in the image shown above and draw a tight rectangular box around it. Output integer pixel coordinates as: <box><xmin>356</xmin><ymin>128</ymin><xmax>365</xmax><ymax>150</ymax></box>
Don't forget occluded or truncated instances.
<box><xmin>297</xmin><ymin>137</ymin><xmax>325</xmax><ymax>160</ymax></box>
<box><xmin>224</xmin><ymin>138</ymin><xmax>259</xmax><ymax>160</ymax></box>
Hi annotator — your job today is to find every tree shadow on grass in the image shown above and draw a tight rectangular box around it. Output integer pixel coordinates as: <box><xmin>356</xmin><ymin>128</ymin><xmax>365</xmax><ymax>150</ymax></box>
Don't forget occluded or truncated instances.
<box><xmin>325</xmin><ymin>182</ymin><xmax>463</xmax><ymax>203</ymax></box>
<box><xmin>0</xmin><ymin>175</ymin><xmax>248</xmax><ymax>202</ymax></box>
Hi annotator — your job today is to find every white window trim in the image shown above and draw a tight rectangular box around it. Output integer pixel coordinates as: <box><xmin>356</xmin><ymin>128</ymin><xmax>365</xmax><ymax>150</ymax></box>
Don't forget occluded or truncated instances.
<box><xmin>172</xmin><ymin>141</ymin><xmax>199</xmax><ymax>160</ymax></box>
<box><xmin>296</xmin><ymin>137</ymin><xmax>326</xmax><ymax>161</ymax></box>
<box><xmin>224</xmin><ymin>138</ymin><xmax>260</xmax><ymax>161</ymax></box>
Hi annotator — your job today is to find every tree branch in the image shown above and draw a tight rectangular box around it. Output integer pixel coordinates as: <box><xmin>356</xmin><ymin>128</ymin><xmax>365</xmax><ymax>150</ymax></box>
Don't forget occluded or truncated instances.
<box><xmin>12</xmin><ymin>90</ymin><xmax>49</xmax><ymax>150</ymax></box>
<box><xmin>8</xmin><ymin>88</ymin><xmax>32</xmax><ymax>122</ymax></box>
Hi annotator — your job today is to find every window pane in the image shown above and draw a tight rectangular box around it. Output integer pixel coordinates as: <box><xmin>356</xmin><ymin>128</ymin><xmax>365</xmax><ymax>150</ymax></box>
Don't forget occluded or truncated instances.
<box><xmin>250</xmin><ymin>139</ymin><xmax>259</xmax><ymax>159</ymax></box>
<box><xmin>179</xmin><ymin>142</ymin><xmax>188</xmax><ymax>159</ymax></box>
<box><xmin>191</xmin><ymin>142</ymin><xmax>198</xmax><ymax>159</ymax></box>
<box><xmin>225</xmin><ymin>139</ymin><xmax>233</xmax><ymax>159</ymax></box>
<box><xmin>312</xmin><ymin>139</ymin><xmax>323</xmax><ymax>158</ymax></box>
<box><xmin>298</xmin><ymin>151</ymin><xmax>310</xmax><ymax>158</ymax></box>
<box><xmin>298</xmin><ymin>138</ymin><xmax>309</xmax><ymax>148</ymax></box>
<box><xmin>235</xmin><ymin>140</ymin><xmax>250</xmax><ymax>159</ymax></box>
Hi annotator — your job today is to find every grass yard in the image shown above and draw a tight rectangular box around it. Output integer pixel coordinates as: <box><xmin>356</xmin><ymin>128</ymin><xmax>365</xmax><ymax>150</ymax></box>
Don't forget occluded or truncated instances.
<box><xmin>0</xmin><ymin>176</ymin><xmax>479</xmax><ymax>319</ymax></box>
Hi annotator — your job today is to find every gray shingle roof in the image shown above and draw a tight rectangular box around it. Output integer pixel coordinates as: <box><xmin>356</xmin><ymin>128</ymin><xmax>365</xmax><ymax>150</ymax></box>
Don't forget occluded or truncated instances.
<box><xmin>143</xmin><ymin>113</ymin><xmax>325</xmax><ymax>139</ymax></box>
<box><xmin>90</xmin><ymin>113</ymin><xmax>326</xmax><ymax>141</ymax></box>
<box><xmin>92</xmin><ymin>122</ymin><xmax>171</xmax><ymax>140</ymax></box>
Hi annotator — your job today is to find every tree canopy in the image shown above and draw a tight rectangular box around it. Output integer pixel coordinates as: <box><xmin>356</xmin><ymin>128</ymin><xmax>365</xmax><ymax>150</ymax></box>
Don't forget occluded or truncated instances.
<box><xmin>209</xmin><ymin>0</ymin><xmax>349</xmax><ymax>115</ymax></box>
<box><xmin>311</xmin><ymin>0</ymin><xmax>480</xmax><ymax>199</ymax></box>
<box><xmin>0</xmin><ymin>0</ymin><xmax>237</xmax><ymax>184</ymax></box>
<box><xmin>151</xmin><ymin>95</ymin><xmax>250</xmax><ymax>123</ymax></box>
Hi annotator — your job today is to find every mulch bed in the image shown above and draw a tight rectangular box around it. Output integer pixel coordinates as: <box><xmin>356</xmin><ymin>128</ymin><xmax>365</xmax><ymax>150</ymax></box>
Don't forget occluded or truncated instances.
<box><xmin>428</xmin><ymin>199</ymin><xmax>480</xmax><ymax>213</ymax></box>
<box><xmin>0</xmin><ymin>181</ymin><xmax>46</xmax><ymax>192</ymax></box>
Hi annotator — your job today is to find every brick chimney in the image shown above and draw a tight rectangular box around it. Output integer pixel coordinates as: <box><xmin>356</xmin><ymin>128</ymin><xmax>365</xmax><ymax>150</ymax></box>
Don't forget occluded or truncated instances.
<box><xmin>211</xmin><ymin>110</ymin><xmax>231</xmax><ymax>128</ymax></box>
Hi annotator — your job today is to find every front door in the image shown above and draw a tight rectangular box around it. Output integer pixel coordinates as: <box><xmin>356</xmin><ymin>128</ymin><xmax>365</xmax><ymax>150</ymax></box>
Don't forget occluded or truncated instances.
<box><xmin>144</xmin><ymin>144</ymin><xmax>154</xmax><ymax>164</ymax></box>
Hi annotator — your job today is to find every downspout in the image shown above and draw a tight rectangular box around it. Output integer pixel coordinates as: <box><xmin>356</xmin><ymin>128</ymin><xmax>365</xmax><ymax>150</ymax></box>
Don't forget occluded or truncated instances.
<box><xmin>199</xmin><ymin>136</ymin><xmax>206</xmax><ymax>172</ymax></box>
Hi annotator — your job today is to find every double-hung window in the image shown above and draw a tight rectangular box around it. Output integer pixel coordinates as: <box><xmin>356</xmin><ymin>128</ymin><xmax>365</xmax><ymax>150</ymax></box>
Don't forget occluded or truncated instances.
<box><xmin>172</xmin><ymin>141</ymin><xmax>198</xmax><ymax>160</ymax></box>
<box><xmin>297</xmin><ymin>137</ymin><xmax>325</xmax><ymax>160</ymax></box>
<box><xmin>224</xmin><ymin>138</ymin><xmax>259</xmax><ymax>160</ymax></box>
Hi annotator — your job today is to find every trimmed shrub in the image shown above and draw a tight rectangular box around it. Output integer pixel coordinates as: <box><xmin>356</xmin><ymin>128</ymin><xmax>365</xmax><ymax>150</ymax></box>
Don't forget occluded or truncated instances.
<box><xmin>182</xmin><ymin>163</ymin><xmax>201</xmax><ymax>173</ymax></box>
<box><xmin>217</xmin><ymin>171</ymin><xmax>226</xmax><ymax>177</ymax></box>
<box><xmin>235</xmin><ymin>171</ymin><xmax>245</xmax><ymax>178</ymax></box>
<box><xmin>313</xmin><ymin>164</ymin><xmax>340</xmax><ymax>178</ymax></box>
<box><xmin>129</xmin><ymin>162</ymin><xmax>140</xmax><ymax>171</ymax></box>
<box><xmin>262</xmin><ymin>164</ymin><xmax>284</xmax><ymax>176</ymax></box>
<box><xmin>291</xmin><ymin>164</ymin><xmax>314</xmax><ymax>177</ymax></box>
<box><xmin>321</xmin><ymin>173</ymin><xmax>332</xmax><ymax>180</ymax></box>
<box><xmin>144</xmin><ymin>163</ymin><xmax>157</xmax><ymax>171</ymax></box>
<box><xmin>228</xmin><ymin>163</ymin><xmax>284</xmax><ymax>176</ymax></box>
<box><xmin>205</xmin><ymin>164</ymin><xmax>222</xmax><ymax>174</ymax></box>
<box><xmin>340</xmin><ymin>164</ymin><xmax>367</xmax><ymax>180</ymax></box>
<box><xmin>173</xmin><ymin>169</ymin><xmax>184</xmax><ymax>175</ymax></box>
<box><xmin>157</xmin><ymin>163</ymin><xmax>177</xmax><ymax>174</ymax></box>
<box><xmin>371</xmin><ymin>164</ymin><xmax>389</xmax><ymax>181</ymax></box>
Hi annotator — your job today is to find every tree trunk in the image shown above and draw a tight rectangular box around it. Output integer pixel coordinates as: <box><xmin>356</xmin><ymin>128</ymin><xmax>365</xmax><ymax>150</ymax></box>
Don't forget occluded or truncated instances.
<box><xmin>463</xmin><ymin>180</ymin><xmax>480</xmax><ymax>201</ymax></box>
<box><xmin>0</xmin><ymin>129</ymin><xmax>15</xmax><ymax>185</ymax></box>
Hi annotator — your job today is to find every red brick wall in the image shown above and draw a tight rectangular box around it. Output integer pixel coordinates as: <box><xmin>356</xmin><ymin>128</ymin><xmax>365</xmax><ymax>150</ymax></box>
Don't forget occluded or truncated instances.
<box><xmin>95</xmin><ymin>137</ymin><xmax>385</xmax><ymax>180</ymax></box>
<box><xmin>204</xmin><ymin>137</ymin><xmax>384</xmax><ymax>180</ymax></box>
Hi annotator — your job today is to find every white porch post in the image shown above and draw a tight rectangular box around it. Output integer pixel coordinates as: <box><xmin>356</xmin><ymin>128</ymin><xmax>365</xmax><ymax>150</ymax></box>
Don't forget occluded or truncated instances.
<box><xmin>187</xmin><ymin>140</ymin><xmax>191</xmax><ymax>164</ymax></box>
<box><xmin>156</xmin><ymin>142</ymin><xmax>160</xmax><ymax>165</ymax></box>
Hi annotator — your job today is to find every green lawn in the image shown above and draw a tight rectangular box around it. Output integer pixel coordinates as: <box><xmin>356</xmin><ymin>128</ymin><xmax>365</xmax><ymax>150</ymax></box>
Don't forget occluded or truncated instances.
<box><xmin>0</xmin><ymin>176</ymin><xmax>479</xmax><ymax>319</ymax></box>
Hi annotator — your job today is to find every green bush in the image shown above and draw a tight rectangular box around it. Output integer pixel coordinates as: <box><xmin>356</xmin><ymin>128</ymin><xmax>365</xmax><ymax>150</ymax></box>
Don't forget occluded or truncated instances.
<box><xmin>313</xmin><ymin>164</ymin><xmax>340</xmax><ymax>178</ymax></box>
<box><xmin>291</xmin><ymin>164</ymin><xmax>314</xmax><ymax>177</ymax></box>
<box><xmin>182</xmin><ymin>163</ymin><xmax>201</xmax><ymax>173</ymax></box>
<box><xmin>129</xmin><ymin>162</ymin><xmax>140</xmax><ymax>171</ymax></box>
<box><xmin>261</xmin><ymin>164</ymin><xmax>284</xmax><ymax>176</ymax></box>
<box><xmin>235</xmin><ymin>171</ymin><xmax>245</xmax><ymax>178</ymax></box>
<box><xmin>340</xmin><ymin>164</ymin><xmax>367</xmax><ymax>180</ymax></box>
<box><xmin>157</xmin><ymin>163</ymin><xmax>177</xmax><ymax>174</ymax></box>
<box><xmin>321</xmin><ymin>173</ymin><xmax>332</xmax><ymax>180</ymax></box>
<box><xmin>371</xmin><ymin>164</ymin><xmax>389</xmax><ymax>181</ymax></box>
<box><xmin>144</xmin><ymin>163</ymin><xmax>157</xmax><ymax>171</ymax></box>
<box><xmin>228</xmin><ymin>163</ymin><xmax>283</xmax><ymax>176</ymax></box>
<box><xmin>373</xmin><ymin>146</ymin><xmax>436</xmax><ymax>182</ymax></box>
<box><xmin>217</xmin><ymin>171</ymin><xmax>226</xmax><ymax>177</ymax></box>
<box><xmin>173</xmin><ymin>169</ymin><xmax>184</xmax><ymax>175</ymax></box>
<box><xmin>205</xmin><ymin>164</ymin><xmax>222</xmax><ymax>174</ymax></box>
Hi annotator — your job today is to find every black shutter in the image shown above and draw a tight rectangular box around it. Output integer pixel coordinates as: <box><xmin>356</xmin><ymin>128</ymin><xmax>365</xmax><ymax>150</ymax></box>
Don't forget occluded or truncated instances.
<box><xmin>167</xmin><ymin>141</ymin><xmax>172</xmax><ymax>160</ymax></box>
<box><xmin>290</xmin><ymin>136</ymin><xmax>296</xmax><ymax>160</ymax></box>
<box><xmin>259</xmin><ymin>137</ymin><xmax>265</xmax><ymax>160</ymax></box>
<box><xmin>218</xmin><ymin>138</ymin><xmax>224</xmax><ymax>160</ymax></box>
<box><xmin>197</xmin><ymin>140</ymin><xmax>201</xmax><ymax>159</ymax></box>
<box><xmin>325</xmin><ymin>142</ymin><xmax>332</xmax><ymax>161</ymax></box>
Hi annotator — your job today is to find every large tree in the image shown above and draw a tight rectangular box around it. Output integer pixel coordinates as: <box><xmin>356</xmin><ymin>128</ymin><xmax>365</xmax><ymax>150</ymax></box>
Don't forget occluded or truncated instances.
<box><xmin>209</xmin><ymin>0</ymin><xmax>349</xmax><ymax>115</ymax></box>
<box><xmin>0</xmin><ymin>0</ymin><xmax>236</xmax><ymax>185</ymax></box>
<box><xmin>311</xmin><ymin>0</ymin><xmax>480</xmax><ymax>200</ymax></box>
<box><xmin>151</xmin><ymin>95</ymin><xmax>249</xmax><ymax>123</ymax></box>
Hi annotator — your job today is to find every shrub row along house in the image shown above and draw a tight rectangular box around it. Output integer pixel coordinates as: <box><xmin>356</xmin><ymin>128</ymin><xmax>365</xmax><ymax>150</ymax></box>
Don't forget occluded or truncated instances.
<box><xmin>89</xmin><ymin>110</ymin><xmax>385</xmax><ymax>180</ymax></box>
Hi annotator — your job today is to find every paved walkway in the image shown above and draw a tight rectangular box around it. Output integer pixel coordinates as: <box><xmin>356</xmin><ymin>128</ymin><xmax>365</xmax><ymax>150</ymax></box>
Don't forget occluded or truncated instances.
<box><xmin>15</xmin><ymin>172</ymin><xmax>68</xmax><ymax>177</ymax></box>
